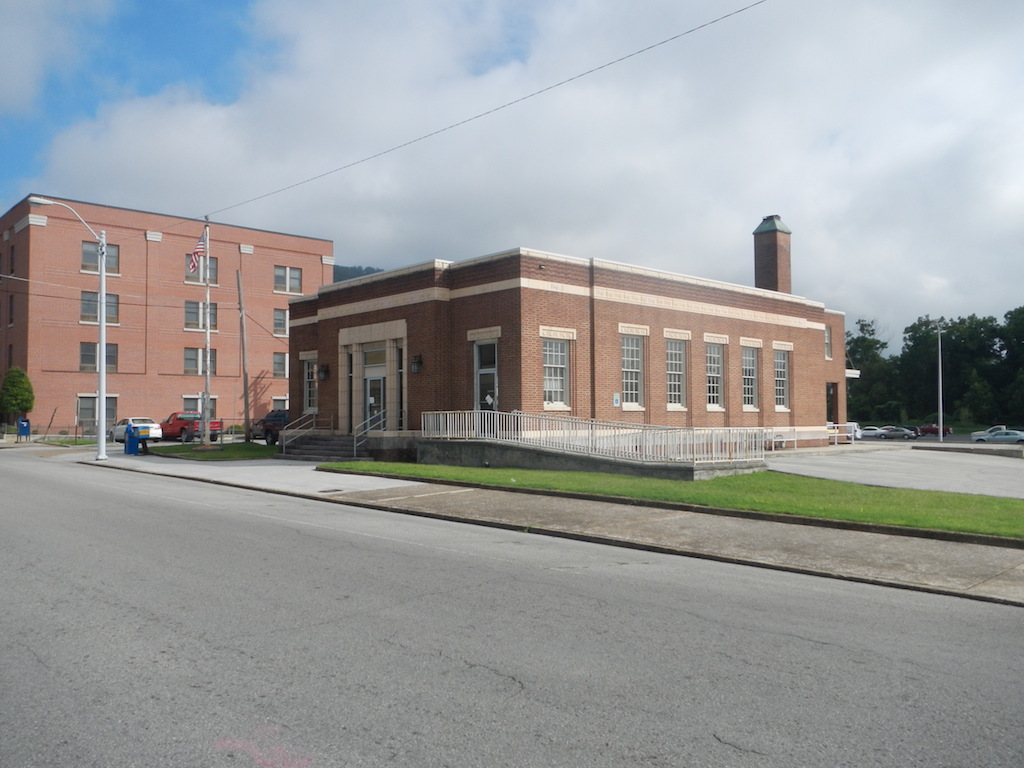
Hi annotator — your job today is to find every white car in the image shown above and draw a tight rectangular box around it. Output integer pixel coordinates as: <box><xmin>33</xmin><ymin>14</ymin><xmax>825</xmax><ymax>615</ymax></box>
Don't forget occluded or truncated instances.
<box><xmin>860</xmin><ymin>426</ymin><xmax>884</xmax><ymax>438</ymax></box>
<box><xmin>970</xmin><ymin>425</ymin><xmax>1006</xmax><ymax>440</ymax></box>
<box><xmin>108</xmin><ymin>417</ymin><xmax>163</xmax><ymax>443</ymax></box>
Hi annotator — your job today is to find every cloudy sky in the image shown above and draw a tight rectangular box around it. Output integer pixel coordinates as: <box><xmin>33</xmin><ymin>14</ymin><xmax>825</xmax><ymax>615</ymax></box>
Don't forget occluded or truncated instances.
<box><xmin>3</xmin><ymin>0</ymin><xmax>1022</xmax><ymax>353</ymax></box>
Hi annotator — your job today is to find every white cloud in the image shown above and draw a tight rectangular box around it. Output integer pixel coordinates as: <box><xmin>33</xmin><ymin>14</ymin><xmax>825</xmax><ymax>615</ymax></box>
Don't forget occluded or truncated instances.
<box><xmin>22</xmin><ymin>0</ymin><xmax>1024</xmax><ymax>340</ymax></box>
<box><xmin>0</xmin><ymin>0</ymin><xmax>114</xmax><ymax>114</ymax></box>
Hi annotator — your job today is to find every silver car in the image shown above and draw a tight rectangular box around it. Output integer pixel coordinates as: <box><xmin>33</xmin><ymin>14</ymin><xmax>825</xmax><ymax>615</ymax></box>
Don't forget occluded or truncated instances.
<box><xmin>878</xmin><ymin>426</ymin><xmax>918</xmax><ymax>440</ymax></box>
<box><xmin>972</xmin><ymin>429</ymin><xmax>1024</xmax><ymax>444</ymax></box>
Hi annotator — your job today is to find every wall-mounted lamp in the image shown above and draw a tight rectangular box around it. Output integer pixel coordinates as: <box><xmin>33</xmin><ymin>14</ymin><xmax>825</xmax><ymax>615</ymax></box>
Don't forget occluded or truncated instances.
<box><xmin>410</xmin><ymin>354</ymin><xmax>423</xmax><ymax>374</ymax></box>
<box><xmin>318</xmin><ymin>364</ymin><xmax>330</xmax><ymax>381</ymax></box>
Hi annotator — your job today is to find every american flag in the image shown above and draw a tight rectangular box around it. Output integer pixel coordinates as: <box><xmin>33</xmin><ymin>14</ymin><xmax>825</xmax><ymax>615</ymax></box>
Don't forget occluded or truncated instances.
<box><xmin>188</xmin><ymin>233</ymin><xmax>206</xmax><ymax>274</ymax></box>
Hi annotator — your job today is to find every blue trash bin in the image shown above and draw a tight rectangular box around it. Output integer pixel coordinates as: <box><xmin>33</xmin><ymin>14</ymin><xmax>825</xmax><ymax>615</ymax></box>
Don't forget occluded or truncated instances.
<box><xmin>124</xmin><ymin>424</ymin><xmax>140</xmax><ymax>455</ymax></box>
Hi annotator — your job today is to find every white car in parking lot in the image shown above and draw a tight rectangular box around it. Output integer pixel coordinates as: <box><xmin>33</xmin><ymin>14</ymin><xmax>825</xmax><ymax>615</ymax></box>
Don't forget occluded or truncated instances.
<box><xmin>108</xmin><ymin>417</ymin><xmax>163</xmax><ymax>443</ymax></box>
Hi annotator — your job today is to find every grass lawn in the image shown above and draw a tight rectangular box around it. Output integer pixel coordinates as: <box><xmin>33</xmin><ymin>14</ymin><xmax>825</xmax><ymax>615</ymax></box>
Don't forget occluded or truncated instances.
<box><xmin>319</xmin><ymin>461</ymin><xmax>1024</xmax><ymax>540</ymax></box>
<box><xmin>150</xmin><ymin>441</ymin><xmax>280</xmax><ymax>460</ymax></box>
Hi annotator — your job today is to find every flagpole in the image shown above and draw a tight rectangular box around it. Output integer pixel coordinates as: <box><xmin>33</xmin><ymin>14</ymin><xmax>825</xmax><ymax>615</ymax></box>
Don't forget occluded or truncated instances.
<box><xmin>203</xmin><ymin>220</ymin><xmax>212</xmax><ymax>446</ymax></box>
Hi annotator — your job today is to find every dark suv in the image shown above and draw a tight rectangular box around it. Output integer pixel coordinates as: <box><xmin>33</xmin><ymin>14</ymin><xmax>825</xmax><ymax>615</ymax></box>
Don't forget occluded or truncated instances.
<box><xmin>254</xmin><ymin>409</ymin><xmax>289</xmax><ymax>445</ymax></box>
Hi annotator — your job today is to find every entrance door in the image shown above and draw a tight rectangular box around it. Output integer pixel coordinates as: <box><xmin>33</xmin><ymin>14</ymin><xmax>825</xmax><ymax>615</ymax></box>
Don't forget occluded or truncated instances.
<box><xmin>475</xmin><ymin>341</ymin><xmax>497</xmax><ymax>410</ymax></box>
<box><xmin>365</xmin><ymin>376</ymin><xmax>385</xmax><ymax>429</ymax></box>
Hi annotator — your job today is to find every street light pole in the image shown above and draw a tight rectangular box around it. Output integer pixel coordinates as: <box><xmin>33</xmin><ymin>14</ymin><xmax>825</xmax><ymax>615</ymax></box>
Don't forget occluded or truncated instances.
<box><xmin>937</xmin><ymin>321</ymin><xmax>944</xmax><ymax>444</ymax></box>
<box><xmin>28</xmin><ymin>196</ymin><xmax>108</xmax><ymax>460</ymax></box>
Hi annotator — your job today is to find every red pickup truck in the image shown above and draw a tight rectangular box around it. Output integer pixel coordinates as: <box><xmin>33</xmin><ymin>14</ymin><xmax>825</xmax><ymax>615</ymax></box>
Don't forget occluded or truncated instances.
<box><xmin>160</xmin><ymin>411</ymin><xmax>223</xmax><ymax>442</ymax></box>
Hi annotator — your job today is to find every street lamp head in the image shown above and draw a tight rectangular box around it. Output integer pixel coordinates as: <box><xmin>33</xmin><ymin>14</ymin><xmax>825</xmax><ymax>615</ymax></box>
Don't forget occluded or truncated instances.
<box><xmin>28</xmin><ymin>196</ymin><xmax>55</xmax><ymax>206</ymax></box>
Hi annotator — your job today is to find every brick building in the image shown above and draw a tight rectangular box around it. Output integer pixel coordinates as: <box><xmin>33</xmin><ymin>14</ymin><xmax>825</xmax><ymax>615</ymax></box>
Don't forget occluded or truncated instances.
<box><xmin>289</xmin><ymin>216</ymin><xmax>849</xmax><ymax>449</ymax></box>
<box><xmin>0</xmin><ymin>194</ymin><xmax>333</xmax><ymax>436</ymax></box>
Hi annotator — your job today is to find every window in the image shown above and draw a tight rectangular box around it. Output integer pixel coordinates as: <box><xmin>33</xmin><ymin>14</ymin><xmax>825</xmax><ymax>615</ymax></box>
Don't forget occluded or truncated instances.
<box><xmin>81</xmin><ymin>292</ymin><xmax>119</xmax><ymax>323</ymax></box>
<box><xmin>824</xmin><ymin>326</ymin><xmax>833</xmax><ymax>359</ymax></box>
<box><xmin>7</xmin><ymin>295</ymin><xmax>13</xmax><ymax>325</ymax></box>
<box><xmin>666</xmin><ymin>340</ymin><xmax>687</xmax><ymax>407</ymax></box>
<box><xmin>183</xmin><ymin>397</ymin><xmax>218</xmax><ymax>418</ymax></box>
<box><xmin>80</xmin><ymin>342</ymin><xmax>118</xmax><ymax>372</ymax></box>
<box><xmin>774</xmin><ymin>350</ymin><xmax>790</xmax><ymax>409</ymax></box>
<box><xmin>273</xmin><ymin>352</ymin><xmax>288</xmax><ymax>378</ymax></box>
<box><xmin>275</xmin><ymin>265</ymin><xmax>302</xmax><ymax>293</ymax></box>
<box><xmin>81</xmin><ymin>241</ymin><xmax>119</xmax><ymax>273</ymax></box>
<box><xmin>621</xmin><ymin>335</ymin><xmax>643</xmax><ymax>406</ymax></box>
<box><xmin>303</xmin><ymin>360</ymin><xmax>318</xmax><ymax>412</ymax></box>
<box><xmin>185</xmin><ymin>254</ymin><xmax>218</xmax><ymax>284</ymax></box>
<box><xmin>706</xmin><ymin>343</ymin><xmax>724</xmax><ymax>407</ymax></box>
<box><xmin>9</xmin><ymin>244</ymin><xmax>14</xmax><ymax>274</ymax></box>
<box><xmin>542</xmin><ymin>339</ymin><xmax>569</xmax><ymax>406</ymax></box>
<box><xmin>273</xmin><ymin>308</ymin><xmax>288</xmax><ymax>336</ymax></box>
<box><xmin>185</xmin><ymin>301</ymin><xmax>217</xmax><ymax>330</ymax></box>
<box><xmin>78</xmin><ymin>395</ymin><xmax>117</xmax><ymax>434</ymax></box>
<box><xmin>184</xmin><ymin>347</ymin><xmax>217</xmax><ymax>376</ymax></box>
<box><xmin>742</xmin><ymin>347</ymin><xmax>759</xmax><ymax>409</ymax></box>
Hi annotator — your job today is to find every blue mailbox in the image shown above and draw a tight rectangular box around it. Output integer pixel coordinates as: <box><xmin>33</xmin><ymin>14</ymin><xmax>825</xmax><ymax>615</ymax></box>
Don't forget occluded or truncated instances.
<box><xmin>124</xmin><ymin>424</ymin><xmax>140</xmax><ymax>455</ymax></box>
<box><xmin>17</xmin><ymin>417</ymin><xmax>30</xmax><ymax>442</ymax></box>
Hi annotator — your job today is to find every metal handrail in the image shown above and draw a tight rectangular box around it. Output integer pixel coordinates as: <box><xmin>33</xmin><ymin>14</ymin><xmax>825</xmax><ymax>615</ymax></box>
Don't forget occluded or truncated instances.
<box><xmin>421</xmin><ymin>410</ymin><xmax>770</xmax><ymax>464</ymax></box>
<box><xmin>353</xmin><ymin>409</ymin><xmax>388</xmax><ymax>455</ymax></box>
<box><xmin>281</xmin><ymin>412</ymin><xmax>326</xmax><ymax>454</ymax></box>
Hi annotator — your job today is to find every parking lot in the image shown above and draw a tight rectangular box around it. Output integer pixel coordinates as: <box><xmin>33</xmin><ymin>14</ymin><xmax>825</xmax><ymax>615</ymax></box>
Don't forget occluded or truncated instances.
<box><xmin>767</xmin><ymin>444</ymin><xmax>1024</xmax><ymax>499</ymax></box>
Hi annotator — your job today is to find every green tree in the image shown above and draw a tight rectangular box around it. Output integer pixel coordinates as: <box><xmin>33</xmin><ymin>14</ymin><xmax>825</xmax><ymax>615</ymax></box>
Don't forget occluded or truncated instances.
<box><xmin>997</xmin><ymin>306</ymin><xmax>1024</xmax><ymax>400</ymax></box>
<box><xmin>1004</xmin><ymin>368</ymin><xmax>1024</xmax><ymax>424</ymax></box>
<box><xmin>955</xmin><ymin>368</ymin><xmax>997</xmax><ymax>424</ymax></box>
<box><xmin>896</xmin><ymin>316</ymin><xmax>944</xmax><ymax>419</ymax></box>
<box><xmin>0</xmin><ymin>367</ymin><xmax>35</xmax><ymax>423</ymax></box>
<box><xmin>845</xmin><ymin>319</ymin><xmax>897</xmax><ymax>422</ymax></box>
<box><xmin>943</xmin><ymin>314</ymin><xmax>1002</xmax><ymax>409</ymax></box>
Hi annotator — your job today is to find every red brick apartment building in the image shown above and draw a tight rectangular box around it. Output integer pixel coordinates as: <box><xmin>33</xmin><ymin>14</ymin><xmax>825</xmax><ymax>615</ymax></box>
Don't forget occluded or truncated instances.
<box><xmin>0</xmin><ymin>195</ymin><xmax>333</xmax><ymax>436</ymax></box>
<box><xmin>289</xmin><ymin>215</ymin><xmax>849</xmax><ymax>451</ymax></box>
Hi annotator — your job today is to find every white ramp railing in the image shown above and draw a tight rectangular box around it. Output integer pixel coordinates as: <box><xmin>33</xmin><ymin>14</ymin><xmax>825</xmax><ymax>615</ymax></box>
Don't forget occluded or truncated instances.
<box><xmin>421</xmin><ymin>410</ymin><xmax>768</xmax><ymax>464</ymax></box>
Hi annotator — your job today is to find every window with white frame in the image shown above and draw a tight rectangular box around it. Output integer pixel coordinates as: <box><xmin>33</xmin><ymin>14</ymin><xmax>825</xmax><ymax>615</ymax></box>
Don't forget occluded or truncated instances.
<box><xmin>742</xmin><ymin>346</ymin><xmax>759</xmax><ymax>408</ymax></box>
<box><xmin>303</xmin><ymin>360</ymin><xmax>318</xmax><ymax>412</ymax></box>
<box><xmin>184</xmin><ymin>347</ymin><xmax>217</xmax><ymax>376</ymax></box>
<box><xmin>774</xmin><ymin>349</ymin><xmax>790</xmax><ymax>408</ymax></box>
<box><xmin>184</xmin><ymin>301</ymin><xmax>217</xmax><ymax>330</ymax></box>
<box><xmin>81</xmin><ymin>291</ymin><xmax>119</xmax><ymax>324</ymax></box>
<box><xmin>542</xmin><ymin>339</ymin><xmax>569</xmax><ymax>406</ymax></box>
<box><xmin>666</xmin><ymin>339</ymin><xmax>687</xmax><ymax>407</ymax></box>
<box><xmin>78</xmin><ymin>395</ymin><xmax>117</xmax><ymax>434</ymax></box>
<box><xmin>185</xmin><ymin>254</ymin><xmax>218</xmax><ymax>284</ymax></box>
<box><xmin>183</xmin><ymin>396</ymin><xmax>217</xmax><ymax>417</ymax></box>
<box><xmin>274</xmin><ymin>265</ymin><xmax>302</xmax><ymax>294</ymax></box>
<box><xmin>80</xmin><ymin>342</ymin><xmax>118</xmax><ymax>373</ymax></box>
<box><xmin>273</xmin><ymin>351</ymin><xmax>288</xmax><ymax>378</ymax></box>
<box><xmin>274</xmin><ymin>308</ymin><xmax>288</xmax><ymax>336</ymax></box>
<box><xmin>706</xmin><ymin>343</ymin><xmax>724</xmax><ymax>407</ymax></box>
<box><xmin>621</xmin><ymin>335</ymin><xmax>643</xmax><ymax>405</ymax></box>
<box><xmin>824</xmin><ymin>326</ymin><xmax>833</xmax><ymax>359</ymax></box>
<box><xmin>81</xmin><ymin>241</ymin><xmax>119</xmax><ymax>273</ymax></box>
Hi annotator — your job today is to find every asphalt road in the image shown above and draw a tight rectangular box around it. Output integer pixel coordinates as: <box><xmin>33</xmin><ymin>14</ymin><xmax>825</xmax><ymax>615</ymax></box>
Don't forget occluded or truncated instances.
<box><xmin>2</xmin><ymin>450</ymin><xmax>1023</xmax><ymax>767</ymax></box>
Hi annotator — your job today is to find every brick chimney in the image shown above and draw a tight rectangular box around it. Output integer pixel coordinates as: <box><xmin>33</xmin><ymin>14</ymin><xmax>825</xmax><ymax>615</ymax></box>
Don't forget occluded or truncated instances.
<box><xmin>753</xmin><ymin>214</ymin><xmax>792</xmax><ymax>293</ymax></box>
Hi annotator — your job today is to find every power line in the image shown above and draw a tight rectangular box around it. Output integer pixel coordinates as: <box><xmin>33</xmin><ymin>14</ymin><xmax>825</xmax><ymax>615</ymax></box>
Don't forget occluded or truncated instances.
<box><xmin>203</xmin><ymin>1</ymin><xmax>768</xmax><ymax>219</ymax></box>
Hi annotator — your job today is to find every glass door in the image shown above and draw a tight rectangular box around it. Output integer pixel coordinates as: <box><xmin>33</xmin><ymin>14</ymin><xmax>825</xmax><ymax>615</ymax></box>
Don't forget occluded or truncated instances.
<box><xmin>365</xmin><ymin>376</ymin><xmax>385</xmax><ymax>429</ymax></box>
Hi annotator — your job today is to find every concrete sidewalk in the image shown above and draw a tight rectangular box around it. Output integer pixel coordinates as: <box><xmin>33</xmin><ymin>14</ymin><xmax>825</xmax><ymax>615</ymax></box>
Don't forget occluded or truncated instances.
<box><xmin>52</xmin><ymin>446</ymin><xmax>1024</xmax><ymax>608</ymax></box>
